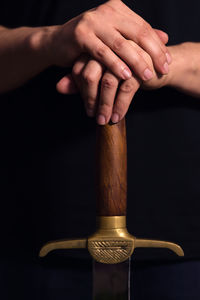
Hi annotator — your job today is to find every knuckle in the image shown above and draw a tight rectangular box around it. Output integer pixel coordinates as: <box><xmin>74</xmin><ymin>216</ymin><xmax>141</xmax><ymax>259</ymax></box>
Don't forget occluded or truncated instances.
<box><xmin>96</xmin><ymin>4</ymin><xmax>114</xmax><ymax>16</ymax></box>
<box><xmin>140</xmin><ymin>27</ymin><xmax>150</xmax><ymax>39</ymax></box>
<box><xmin>131</xmin><ymin>54</ymin><xmax>141</xmax><ymax>68</ymax></box>
<box><xmin>120</xmin><ymin>81</ymin><xmax>135</xmax><ymax>93</ymax></box>
<box><xmin>82</xmin><ymin>12</ymin><xmax>94</xmax><ymax>24</ymax></box>
<box><xmin>86</xmin><ymin>98</ymin><xmax>96</xmax><ymax>110</ymax></box>
<box><xmin>72</xmin><ymin>64</ymin><xmax>81</xmax><ymax>77</ymax></box>
<box><xmin>137</xmin><ymin>49</ymin><xmax>146</xmax><ymax>60</ymax></box>
<box><xmin>114</xmin><ymin>102</ymin><xmax>127</xmax><ymax>116</ymax></box>
<box><xmin>101</xmin><ymin>76</ymin><xmax>117</xmax><ymax>89</ymax></box>
<box><xmin>109</xmin><ymin>59</ymin><xmax>118</xmax><ymax>71</ymax></box>
<box><xmin>95</xmin><ymin>45</ymin><xmax>107</xmax><ymax>59</ymax></box>
<box><xmin>154</xmin><ymin>50</ymin><xmax>166</xmax><ymax>63</ymax></box>
<box><xmin>138</xmin><ymin>22</ymin><xmax>152</xmax><ymax>40</ymax></box>
<box><xmin>109</xmin><ymin>58</ymin><xmax>125</xmax><ymax>75</ymax></box>
<box><xmin>141</xmin><ymin>50</ymin><xmax>151</xmax><ymax>63</ymax></box>
<box><xmin>112</xmin><ymin>37</ymin><xmax>125</xmax><ymax>52</ymax></box>
<box><xmin>82</xmin><ymin>72</ymin><xmax>96</xmax><ymax>85</ymax></box>
<box><xmin>99</xmin><ymin>102</ymin><xmax>112</xmax><ymax>114</ymax></box>
<box><xmin>144</xmin><ymin>22</ymin><xmax>152</xmax><ymax>31</ymax></box>
<box><xmin>99</xmin><ymin>102</ymin><xmax>111</xmax><ymax>109</ymax></box>
<box><xmin>74</xmin><ymin>23</ymin><xmax>86</xmax><ymax>42</ymax></box>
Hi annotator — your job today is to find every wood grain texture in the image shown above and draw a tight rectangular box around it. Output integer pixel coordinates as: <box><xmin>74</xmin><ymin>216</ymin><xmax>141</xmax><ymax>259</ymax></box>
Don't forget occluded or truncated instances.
<box><xmin>96</xmin><ymin>118</ymin><xmax>127</xmax><ymax>216</ymax></box>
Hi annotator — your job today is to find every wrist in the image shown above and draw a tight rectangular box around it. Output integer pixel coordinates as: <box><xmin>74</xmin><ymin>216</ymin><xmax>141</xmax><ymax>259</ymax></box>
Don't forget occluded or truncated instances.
<box><xmin>28</xmin><ymin>25</ymin><xmax>59</xmax><ymax>68</ymax></box>
<box><xmin>167</xmin><ymin>42</ymin><xmax>200</xmax><ymax>97</ymax></box>
<box><xmin>166</xmin><ymin>43</ymin><xmax>191</xmax><ymax>88</ymax></box>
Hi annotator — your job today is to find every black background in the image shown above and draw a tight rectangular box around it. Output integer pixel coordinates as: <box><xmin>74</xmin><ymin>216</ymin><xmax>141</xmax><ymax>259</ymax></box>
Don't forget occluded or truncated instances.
<box><xmin>0</xmin><ymin>0</ymin><xmax>200</xmax><ymax>298</ymax></box>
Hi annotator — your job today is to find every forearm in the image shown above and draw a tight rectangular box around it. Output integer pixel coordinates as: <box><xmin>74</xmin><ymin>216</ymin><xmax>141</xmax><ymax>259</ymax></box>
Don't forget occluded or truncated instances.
<box><xmin>0</xmin><ymin>26</ymin><xmax>54</xmax><ymax>93</ymax></box>
<box><xmin>167</xmin><ymin>42</ymin><xmax>200</xmax><ymax>97</ymax></box>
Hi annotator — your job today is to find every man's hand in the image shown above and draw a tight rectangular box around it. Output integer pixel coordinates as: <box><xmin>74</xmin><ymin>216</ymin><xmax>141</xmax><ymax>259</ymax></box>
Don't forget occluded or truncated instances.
<box><xmin>0</xmin><ymin>0</ymin><xmax>171</xmax><ymax>93</ymax></box>
<box><xmin>57</xmin><ymin>41</ymin><xmax>200</xmax><ymax>124</ymax></box>
<box><xmin>56</xmin><ymin>32</ymin><xmax>170</xmax><ymax>125</ymax></box>
<box><xmin>48</xmin><ymin>0</ymin><xmax>171</xmax><ymax>81</ymax></box>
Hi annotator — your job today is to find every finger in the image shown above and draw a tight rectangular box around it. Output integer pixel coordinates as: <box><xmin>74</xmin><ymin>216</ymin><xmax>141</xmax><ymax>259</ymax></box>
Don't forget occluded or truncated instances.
<box><xmin>56</xmin><ymin>74</ymin><xmax>78</xmax><ymax>94</ymax></box>
<box><xmin>121</xmin><ymin>6</ymin><xmax>171</xmax><ymax>67</ymax></box>
<box><xmin>82</xmin><ymin>33</ymin><xmax>132</xmax><ymax>80</ymax></box>
<box><xmin>111</xmin><ymin>75</ymin><xmax>140</xmax><ymax>123</ymax></box>
<box><xmin>152</xmin><ymin>30</ymin><xmax>172</xmax><ymax>65</ymax></box>
<box><xmin>150</xmin><ymin>28</ymin><xmax>172</xmax><ymax>64</ymax></box>
<box><xmin>99</xmin><ymin>31</ymin><xmax>154</xmax><ymax>82</ymax></box>
<box><xmin>81</xmin><ymin>59</ymin><xmax>104</xmax><ymax>117</ymax></box>
<box><xmin>154</xmin><ymin>29</ymin><xmax>169</xmax><ymax>45</ymax></box>
<box><xmin>117</xmin><ymin>19</ymin><xmax>170</xmax><ymax>74</ymax></box>
<box><xmin>72</xmin><ymin>54</ymin><xmax>89</xmax><ymax>91</ymax></box>
<box><xmin>97</xmin><ymin>70</ymin><xmax>119</xmax><ymax>125</ymax></box>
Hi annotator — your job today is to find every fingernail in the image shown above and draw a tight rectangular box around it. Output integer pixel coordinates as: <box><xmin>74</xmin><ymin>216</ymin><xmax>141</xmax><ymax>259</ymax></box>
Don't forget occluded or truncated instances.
<box><xmin>163</xmin><ymin>62</ymin><xmax>169</xmax><ymax>74</ymax></box>
<box><xmin>144</xmin><ymin>68</ymin><xmax>153</xmax><ymax>80</ymax></box>
<box><xmin>166</xmin><ymin>52</ymin><xmax>172</xmax><ymax>64</ymax></box>
<box><xmin>122</xmin><ymin>68</ymin><xmax>132</xmax><ymax>79</ymax></box>
<box><xmin>97</xmin><ymin>114</ymin><xmax>106</xmax><ymax>125</ymax></box>
<box><xmin>111</xmin><ymin>113</ymin><xmax>119</xmax><ymax>124</ymax></box>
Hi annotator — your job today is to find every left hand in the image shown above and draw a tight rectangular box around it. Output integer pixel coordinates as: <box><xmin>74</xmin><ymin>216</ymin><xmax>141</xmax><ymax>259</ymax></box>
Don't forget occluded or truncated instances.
<box><xmin>56</xmin><ymin>31</ymin><xmax>170</xmax><ymax>125</ymax></box>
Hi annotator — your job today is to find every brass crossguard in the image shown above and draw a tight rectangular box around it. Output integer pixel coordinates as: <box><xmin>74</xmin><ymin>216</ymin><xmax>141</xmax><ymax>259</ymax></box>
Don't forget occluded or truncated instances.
<box><xmin>39</xmin><ymin>119</ymin><xmax>184</xmax><ymax>264</ymax></box>
<box><xmin>39</xmin><ymin>216</ymin><xmax>184</xmax><ymax>264</ymax></box>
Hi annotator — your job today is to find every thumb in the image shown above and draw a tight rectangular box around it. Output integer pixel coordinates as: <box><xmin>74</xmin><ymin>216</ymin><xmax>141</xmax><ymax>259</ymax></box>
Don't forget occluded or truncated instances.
<box><xmin>56</xmin><ymin>74</ymin><xmax>78</xmax><ymax>94</ymax></box>
<box><xmin>154</xmin><ymin>29</ymin><xmax>169</xmax><ymax>45</ymax></box>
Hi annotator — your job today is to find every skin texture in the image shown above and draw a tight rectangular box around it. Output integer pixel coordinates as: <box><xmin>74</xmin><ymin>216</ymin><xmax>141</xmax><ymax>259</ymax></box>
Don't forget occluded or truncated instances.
<box><xmin>0</xmin><ymin>0</ymin><xmax>171</xmax><ymax>94</ymax></box>
<box><xmin>50</xmin><ymin>0</ymin><xmax>171</xmax><ymax>78</ymax></box>
<box><xmin>57</xmin><ymin>42</ymin><xmax>200</xmax><ymax>125</ymax></box>
<box><xmin>0</xmin><ymin>1</ymin><xmax>200</xmax><ymax>125</ymax></box>
<box><xmin>0</xmin><ymin>26</ymin><xmax>52</xmax><ymax>93</ymax></box>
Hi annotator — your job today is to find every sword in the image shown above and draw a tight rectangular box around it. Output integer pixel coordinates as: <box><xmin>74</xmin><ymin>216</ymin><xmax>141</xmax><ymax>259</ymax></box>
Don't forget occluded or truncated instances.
<box><xmin>39</xmin><ymin>118</ymin><xmax>184</xmax><ymax>299</ymax></box>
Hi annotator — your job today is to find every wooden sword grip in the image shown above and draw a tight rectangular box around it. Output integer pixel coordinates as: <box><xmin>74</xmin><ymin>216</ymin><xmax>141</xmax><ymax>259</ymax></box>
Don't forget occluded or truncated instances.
<box><xmin>96</xmin><ymin>118</ymin><xmax>127</xmax><ymax>217</ymax></box>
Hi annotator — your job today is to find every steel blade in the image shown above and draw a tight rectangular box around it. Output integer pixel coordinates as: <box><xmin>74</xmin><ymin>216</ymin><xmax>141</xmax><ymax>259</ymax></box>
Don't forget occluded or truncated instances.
<box><xmin>93</xmin><ymin>258</ymin><xmax>131</xmax><ymax>300</ymax></box>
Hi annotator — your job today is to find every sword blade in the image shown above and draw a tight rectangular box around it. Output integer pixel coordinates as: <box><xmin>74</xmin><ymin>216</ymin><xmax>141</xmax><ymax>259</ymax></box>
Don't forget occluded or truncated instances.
<box><xmin>93</xmin><ymin>258</ymin><xmax>131</xmax><ymax>300</ymax></box>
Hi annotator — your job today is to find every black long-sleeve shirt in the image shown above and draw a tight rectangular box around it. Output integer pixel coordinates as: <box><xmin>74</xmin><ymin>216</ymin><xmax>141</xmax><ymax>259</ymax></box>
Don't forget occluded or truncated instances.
<box><xmin>0</xmin><ymin>1</ymin><xmax>200</xmax><ymax>293</ymax></box>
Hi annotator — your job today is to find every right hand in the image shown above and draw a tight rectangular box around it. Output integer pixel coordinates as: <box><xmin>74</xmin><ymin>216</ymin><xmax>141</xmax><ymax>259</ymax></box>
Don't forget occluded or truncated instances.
<box><xmin>56</xmin><ymin>30</ymin><xmax>170</xmax><ymax>124</ymax></box>
<box><xmin>48</xmin><ymin>0</ymin><xmax>171</xmax><ymax>81</ymax></box>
